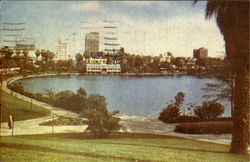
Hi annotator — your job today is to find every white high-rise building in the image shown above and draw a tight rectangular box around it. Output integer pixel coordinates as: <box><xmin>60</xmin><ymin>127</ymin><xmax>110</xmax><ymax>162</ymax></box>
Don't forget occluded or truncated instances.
<box><xmin>56</xmin><ymin>40</ymin><xmax>70</xmax><ymax>60</ymax></box>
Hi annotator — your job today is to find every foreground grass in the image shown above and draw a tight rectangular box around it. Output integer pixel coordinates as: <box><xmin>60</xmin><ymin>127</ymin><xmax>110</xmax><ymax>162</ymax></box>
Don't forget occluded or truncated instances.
<box><xmin>1</xmin><ymin>90</ymin><xmax>51</xmax><ymax>122</ymax></box>
<box><xmin>0</xmin><ymin>133</ymin><xmax>248</xmax><ymax>162</ymax></box>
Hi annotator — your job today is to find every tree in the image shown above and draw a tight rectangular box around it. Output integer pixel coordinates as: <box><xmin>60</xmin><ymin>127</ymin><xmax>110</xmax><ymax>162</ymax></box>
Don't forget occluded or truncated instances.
<box><xmin>77</xmin><ymin>87</ymin><xmax>87</xmax><ymax>97</ymax></box>
<box><xmin>81</xmin><ymin>94</ymin><xmax>121</xmax><ymax>138</ymax></box>
<box><xmin>47</xmin><ymin>51</ymin><xmax>54</xmax><ymax>62</ymax></box>
<box><xmin>159</xmin><ymin>92</ymin><xmax>185</xmax><ymax>123</ymax></box>
<box><xmin>13</xmin><ymin>49</ymin><xmax>21</xmax><ymax>66</ymax></box>
<box><xmin>159</xmin><ymin>104</ymin><xmax>181</xmax><ymax>123</ymax></box>
<box><xmin>196</xmin><ymin>58</ymin><xmax>207</xmax><ymax>73</ymax></box>
<box><xmin>56</xmin><ymin>59</ymin><xmax>75</xmax><ymax>72</ymax></box>
<box><xmin>167</xmin><ymin>52</ymin><xmax>173</xmax><ymax>57</ymax></box>
<box><xmin>16</xmin><ymin>49</ymin><xmax>21</xmax><ymax>57</ymax></box>
<box><xmin>172</xmin><ymin>57</ymin><xmax>184</xmax><ymax>70</ymax></box>
<box><xmin>35</xmin><ymin>49</ymin><xmax>41</xmax><ymax>61</ymax></box>
<box><xmin>194</xmin><ymin>1</ymin><xmax>249</xmax><ymax>154</ymax></box>
<box><xmin>75</xmin><ymin>53</ymin><xmax>83</xmax><ymax>65</ymax></box>
<box><xmin>0</xmin><ymin>46</ymin><xmax>14</xmax><ymax>67</ymax></box>
<box><xmin>87</xmin><ymin>94</ymin><xmax>107</xmax><ymax>112</ymax></box>
<box><xmin>202</xmin><ymin>59</ymin><xmax>234</xmax><ymax>116</ymax></box>
<box><xmin>175</xmin><ymin>92</ymin><xmax>185</xmax><ymax>114</ymax></box>
<box><xmin>22</xmin><ymin>50</ymin><xmax>29</xmax><ymax>67</ymax></box>
<box><xmin>194</xmin><ymin>99</ymin><xmax>224</xmax><ymax>121</ymax></box>
<box><xmin>45</xmin><ymin>89</ymin><xmax>55</xmax><ymax>105</ymax></box>
<box><xmin>83</xmin><ymin>51</ymin><xmax>90</xmax><ymax>64</ymax></box>
<box><xmin>81</xmin><ymin>109</ymin><xmax>121</xmax><ymax>138</ymax></box>
<box><xmin>120</xmin><ymin>47</ymin><xmax>125</xmax><ymax>55</ymax></box>
<box><xmin>202</xmin><ymin>81</ymin><xmax>231</xmax><ymax>101</ymax></box>
<box><xmin>41</xmin><ymin>49</ymin><xmax>48</xmax><ymax>63</ymax></box>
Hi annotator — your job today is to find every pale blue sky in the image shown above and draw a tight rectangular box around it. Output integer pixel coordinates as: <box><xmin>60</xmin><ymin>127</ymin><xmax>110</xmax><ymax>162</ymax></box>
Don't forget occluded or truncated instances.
<box><xmin>0</xmin><ymin>1</ymin><xmax>225</xmax><ymax>58</ymax></box>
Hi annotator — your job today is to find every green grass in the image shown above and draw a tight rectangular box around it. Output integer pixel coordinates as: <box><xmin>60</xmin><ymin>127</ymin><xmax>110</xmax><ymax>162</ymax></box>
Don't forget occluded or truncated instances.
<box><xmin>0</xmin><ymin>133</ymin><xmax>248</xmax><ymax>162</ymax></box>
<box><xmin>1</xmin><ymin>90</ymin><xmax>51</xmax><ymax>122</ymax></box>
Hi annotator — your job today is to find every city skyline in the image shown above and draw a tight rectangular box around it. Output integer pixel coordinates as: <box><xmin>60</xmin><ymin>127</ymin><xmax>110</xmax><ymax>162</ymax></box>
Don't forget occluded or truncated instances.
<box><xmin>0</xmin><ymin>1</ymin><xmax>225</xmax><ymax>58</ymax></box>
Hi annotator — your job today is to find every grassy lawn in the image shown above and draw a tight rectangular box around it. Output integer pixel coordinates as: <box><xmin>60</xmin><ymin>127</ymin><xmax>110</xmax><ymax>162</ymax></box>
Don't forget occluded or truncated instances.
<box><xmin>0</xmin><ymin>133</ymin><xmax>248</xmax><ymax>162</ymax></box>
<box><xmin>1</xmin><ymin>90</ymin><xmax>51</xmax><ymax>122</ymax></box>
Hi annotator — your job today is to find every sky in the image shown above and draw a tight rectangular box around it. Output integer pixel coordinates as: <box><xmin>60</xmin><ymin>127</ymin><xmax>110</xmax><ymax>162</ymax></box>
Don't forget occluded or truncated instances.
<box><xmin>0</xmin><ymin>1</ymin><xmax>225</xmax><ymax>58</ymax></box>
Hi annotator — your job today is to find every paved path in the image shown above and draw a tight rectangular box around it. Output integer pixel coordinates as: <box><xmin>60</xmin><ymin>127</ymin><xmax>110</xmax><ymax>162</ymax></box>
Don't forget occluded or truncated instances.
<box><xmin>0</xmin><ymin>75</ymin><xmax>243</xmax><ymax>149</ymax></box>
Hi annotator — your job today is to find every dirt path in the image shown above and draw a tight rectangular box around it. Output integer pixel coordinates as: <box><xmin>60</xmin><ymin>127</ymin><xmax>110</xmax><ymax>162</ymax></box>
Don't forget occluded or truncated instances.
<box><xmin>0</xmin><ymin>75</ymin><xmax>235</xmax><ymax>147</ymax></box>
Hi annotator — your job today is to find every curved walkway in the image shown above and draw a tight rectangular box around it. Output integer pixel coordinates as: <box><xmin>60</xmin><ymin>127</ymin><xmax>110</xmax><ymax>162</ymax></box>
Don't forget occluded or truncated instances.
<box><xmin>0</xmin><ymin>74</ymin><xmax>239</xmax><ymax>148</ymax></box>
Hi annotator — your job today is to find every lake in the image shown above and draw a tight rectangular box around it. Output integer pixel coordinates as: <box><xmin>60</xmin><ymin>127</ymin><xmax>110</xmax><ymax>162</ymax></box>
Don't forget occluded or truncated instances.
<box><xmin>16</xmin><ymin>75</ymin><xmax>231</xmax><ymax>117</ymax></box>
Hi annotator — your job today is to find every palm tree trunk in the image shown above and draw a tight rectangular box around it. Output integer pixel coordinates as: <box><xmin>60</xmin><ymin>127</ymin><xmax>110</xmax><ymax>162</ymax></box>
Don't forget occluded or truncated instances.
<box><xmin>230</xmin><ymin>69</ymin><xmax>249</xmax><ymax>154</ymax></box>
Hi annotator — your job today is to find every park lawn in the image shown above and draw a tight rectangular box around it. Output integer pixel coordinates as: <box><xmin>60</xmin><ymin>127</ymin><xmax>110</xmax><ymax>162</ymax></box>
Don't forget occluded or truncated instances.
<box><xmin>1</xmin><ymin>90</ymin><xmax>51</xmax><ymax>122</ymax></box>
<box><xmin>0</xmin><ymin>133</ymin><xmax>248</xmax><ymax>162</ymax></box>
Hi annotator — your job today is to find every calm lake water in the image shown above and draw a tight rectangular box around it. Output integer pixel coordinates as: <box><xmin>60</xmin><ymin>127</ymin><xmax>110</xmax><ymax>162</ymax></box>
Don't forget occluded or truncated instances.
<box><xmin>16</xmin><ymin>75</ymin><xmax>231</xmax><ymax>117</ymax></box>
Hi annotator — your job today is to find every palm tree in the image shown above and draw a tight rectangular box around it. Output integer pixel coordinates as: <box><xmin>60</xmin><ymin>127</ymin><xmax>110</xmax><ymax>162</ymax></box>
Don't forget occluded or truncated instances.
<box><xmin>15</xmin><ymin>49</ymin><xmax>21</xmax><ymax>66</ymax></box>
<box><xmin>41</xmin><ymin>49</ymin><xmax>47</xmax><ymax>63</ymax></box>
<box><xmin>35</xmin><ymin>49</ymin><xmax>41</xmax><ymax>62</ymax></box>
<box><xmin>75</xmin><ymin>53</ymin><xmax>84</xmax><ymax>72</ymax></box>
<box><xmin>22</xmin><ymin>50</ymin><xmax>29</xmax><ymax>66</ymax></box>
<box><xmin>83</xmin><ymin>51</ymin><xmax>90</xmax><ymax>64</ymax></box>
<box><xmin>16</xmin><ymin>49</ymin><xmax>21</xmax><ymax>57</ymax></box>
<box><xmin>194</xmin><ymin>1</ymin><xmax>249</xmax><ymax>154</ymax></box>
<box><xmin>75</xmin><ymin>53</ymin><xmax>83</xmax><ymax>65</ymax></box>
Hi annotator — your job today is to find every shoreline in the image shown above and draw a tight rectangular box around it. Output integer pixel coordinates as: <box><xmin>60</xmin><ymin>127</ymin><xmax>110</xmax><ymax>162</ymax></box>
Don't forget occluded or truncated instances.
<box><xmin>1</xmin><ymin>74</ymin><xmax>237</xmax><ymax>148</ymax></box>
<box><xmin>10</xmin><ymin>71</ymin><xmax>219</xmax><ymax>79</ymax></box>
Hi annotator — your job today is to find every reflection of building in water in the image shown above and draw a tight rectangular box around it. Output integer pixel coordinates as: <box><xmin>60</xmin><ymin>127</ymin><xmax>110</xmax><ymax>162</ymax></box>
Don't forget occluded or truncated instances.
<box><xmin>193</xmin><ymin>47</ymin><xmax>208</xmax><ymax>59</ymax></box>
<box><xmin>85</xmin><ymin>32</ymin><xmax>99</xmax><ymax>54</ymax></box>
<box><xmin>86</xmin><ymin>57</ymin><xmax>121</xmax><ymax>73</ymax></box>
<box><xmin>56</xmin><ymin>40</ymin><xmax>70</xmax><ymax>60</ymax></box>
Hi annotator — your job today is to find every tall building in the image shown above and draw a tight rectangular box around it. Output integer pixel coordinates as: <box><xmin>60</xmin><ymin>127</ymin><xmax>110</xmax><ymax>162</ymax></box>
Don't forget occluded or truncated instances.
<box><xmin>1</xmin><ymin>22</ymin><xmax>25</xmax><ymax>49</ymax></box>
<box><xmin>193</xmin><ymin>47</ymin><xmax>208</xmax><ymax>59</ymax></box>
<box><xmin>85</xmin><ymin>32</ymin><xmax>99</xmax><ymax>53</ymax></box>
<box><xmin>15</xmin><ymin>37</ymin><xmax>35</xmax><ymax>51</ymax></box>
<box><xmin>57</xmin><ymin>40</ymin><xmax>69</xmax><ymax>60</ymax></box>
<box><xmin>16</xmin><ymin>37</ymin><xmax>36</xmax><ymax>61</ymax></box>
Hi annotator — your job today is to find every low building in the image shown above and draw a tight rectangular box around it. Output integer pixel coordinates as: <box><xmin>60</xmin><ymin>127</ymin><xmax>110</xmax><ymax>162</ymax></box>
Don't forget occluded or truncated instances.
<box><xmin>86</xmin><ymin>64</ymin><xmax>121</xmax><ymax>73</ymax></box>
<box><xmin>86</xmin><ymin>58</ymin><xmax>107</xmax><ymax>64</ymax></box>
<box><xmin>86</xmin><ymin>57</ymin><xmax>121</xmax><ymax>73</ymax></box>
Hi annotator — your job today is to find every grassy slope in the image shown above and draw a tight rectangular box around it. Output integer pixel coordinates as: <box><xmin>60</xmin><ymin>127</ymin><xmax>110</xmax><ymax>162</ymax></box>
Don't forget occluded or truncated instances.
<box><xmin>0</xmin><ymin>133</ymin><xmax>248</xmax><ymax>162</ymax></box>
<box><xmin>1</xmin><ymin>91</ymin><xmax>51</xmax><ymax>122</ymax></box>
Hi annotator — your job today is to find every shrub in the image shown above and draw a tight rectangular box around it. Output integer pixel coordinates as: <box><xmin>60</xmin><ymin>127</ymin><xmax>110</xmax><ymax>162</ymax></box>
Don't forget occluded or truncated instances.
<box><xmin>87</xmin><ymin>94</ymin><xmax>107</xmax><ymax>112</ymax></box>
<box><xmin>194</xmin><ymin>100</ymin><xmax>224</xmax><ymax>121</ymax></box>
<box><xmin>174</xmin><ymin>121</ymin><xmax>232</xmax><ymax>134</ymax></box>
<box><xmin>53</xmin><ymin>89</ymin><xmax>88</xmax><ymax>113</ymax></box>
<box><xmin>8</xmin><ymin>82</ymin><xmax>24</xmax><ymax>94</ymax></box>
<box><xmin>77</xmin><ymin>87</ymin><xmax>87</xmax><ymax>97</ymax></box>
<box><xmin>178</xmin><ymin>115</ymin><xmax>199</xmax><ymax>123</ymax></box>
<box><xmin>34</xmin><ymin>93</ymin><xmax>44</xmax><ymax>101</ymax></box>
<box><xmin>159</xmin><ymin>92</ymin><xmax>185</xmax><ymax>123</ymax></box>
<box><xmin>23</xmin><ymin>91</ymin><xmax>34</xmax><ymax>98</ymax></box>
<box><xmin>39</xmin><ymin>116</ymin><xmax>84</xmax><ymax>126</ymax></box>
<box><xmin>81</xmin><ymin>109</ymin><xmax>121</xmax><ymax>138</ymax></box>
<box><xmin>159</xmin><ymin>104</ymin><xmax>181</xmax><ymax>123</ymax></box>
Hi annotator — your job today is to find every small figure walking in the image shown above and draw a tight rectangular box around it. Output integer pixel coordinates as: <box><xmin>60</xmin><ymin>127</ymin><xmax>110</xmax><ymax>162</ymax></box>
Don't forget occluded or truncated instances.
<box><xmin>8</xmin><ymin>114</ymin><xmax>13</xmax><ymax>129</ymax></box>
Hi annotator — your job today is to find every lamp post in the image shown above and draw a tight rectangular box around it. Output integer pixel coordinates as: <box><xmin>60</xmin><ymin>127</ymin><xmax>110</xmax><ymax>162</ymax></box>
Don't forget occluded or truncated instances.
<box><xmin>30</xmin><ymin>79</ymin><xmax>33</xmax><ymax>109</ymax></box>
